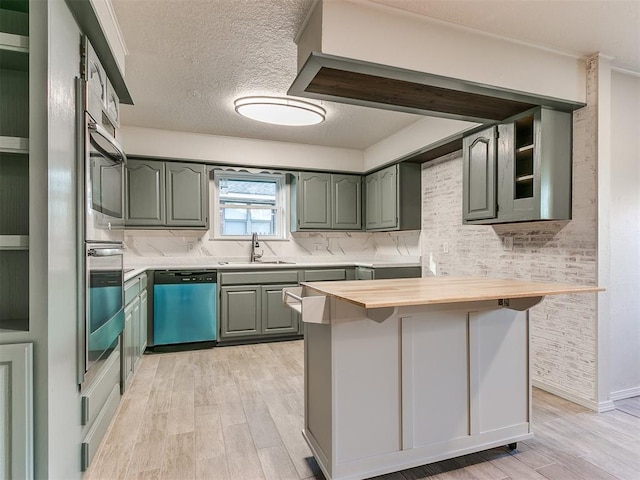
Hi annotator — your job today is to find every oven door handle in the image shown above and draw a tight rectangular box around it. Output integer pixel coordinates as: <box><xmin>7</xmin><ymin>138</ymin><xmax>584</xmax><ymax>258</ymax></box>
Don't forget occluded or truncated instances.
<box><xmin>88</xmin><ymin>248</ymin><xmax>124</xmax><ymax>257</ymax></box>
<box><xmin>88</xmin><ymin>121</ymin><xmax>127</xmax><ymax>163</ymax></box>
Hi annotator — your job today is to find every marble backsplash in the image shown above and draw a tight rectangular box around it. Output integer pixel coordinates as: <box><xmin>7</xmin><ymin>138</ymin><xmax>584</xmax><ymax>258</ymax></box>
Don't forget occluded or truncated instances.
<box><xmin>123</xmin><ymin>229</ymin><xmax>421</xmax><ymax>266</ymax></box>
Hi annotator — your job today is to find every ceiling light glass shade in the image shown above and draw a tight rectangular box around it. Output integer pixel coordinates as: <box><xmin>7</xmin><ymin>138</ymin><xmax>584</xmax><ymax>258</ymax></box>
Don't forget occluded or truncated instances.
<box><xmin>234</xmin><ymin>96</ymin><xmax>326</xmax><ymax>126</ymax></box>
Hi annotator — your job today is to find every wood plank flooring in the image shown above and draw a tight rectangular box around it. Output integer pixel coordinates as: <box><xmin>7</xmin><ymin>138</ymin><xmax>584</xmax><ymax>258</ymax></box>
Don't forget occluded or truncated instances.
<box><xmin>84</xmin><ymin>340</ymin><xmax>640</xmax><ymax>480</ymax></box>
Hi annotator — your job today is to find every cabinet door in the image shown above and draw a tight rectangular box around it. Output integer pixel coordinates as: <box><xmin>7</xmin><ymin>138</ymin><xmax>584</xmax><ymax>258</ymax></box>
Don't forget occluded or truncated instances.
<box><xmin>298</xmin><ymin>172</ymin><xmax>331</xmax><ymax>229</ymax></box>
<box><xmin>331</xmin><ymin>174</ymin><xmax>362</xmax><ymax>230</ymax></box>
<box><xmin>165</xmin><ymin>162</ymin><xmax>208</xmax><ymax>227</ymax></box>
<box><xmin>125</xmin><ymin>160</ymin><xmax>165</xmax><ymax>226</ymax></box>
<box><xmin>220</xmin><ymin>286</ymin><xmax>260</xmax><ymax>339</ymax></box>
<box><xmin>365</xmin><ymin>172</ymin><xmax>380</xmax><ymax>229</ymax></box>
<box><xmin>463</xmin><ymin>127</ymin><xmax>497</xmax><ymax>221</ymax></box>
<box><xmin>356</xmin><ymin>267</ymin><xmax>374</xmax><ymax>280</ymax></box>
<box><xmin>378</xmin><ymin>165</ymin><xmax>398</xmax><ymax>229</ymax></box>
<box><xmin>138</xmin><ymin>290</ymin><xmax>147</xmax><ymax>360</ymax></box>
<box><xmin>122</xmin><ymin>298</ymin><xmax>138</xmax><ymax>388</ymax></box>
<box><xmin>0</xmin><ymin>343</ymin><xmax>33</xmax><ymax>479</ymax></box>
<box><xmin>261</xmin><ymin>284</ymin><xmax>299</xmax><ymax>335</ymax></box>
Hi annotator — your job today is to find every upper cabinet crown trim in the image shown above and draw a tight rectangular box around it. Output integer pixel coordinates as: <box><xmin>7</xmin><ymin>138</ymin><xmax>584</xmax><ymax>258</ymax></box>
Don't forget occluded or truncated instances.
<box><xmin>67</xmin><ymin>0</ymin><xmax>133</xmax><ymax>105</ymax></box>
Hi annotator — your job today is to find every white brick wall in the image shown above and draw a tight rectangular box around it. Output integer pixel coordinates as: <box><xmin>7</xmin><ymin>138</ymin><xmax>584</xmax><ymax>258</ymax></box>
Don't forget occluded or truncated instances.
<box><xmin>421</xmin><ymin>62</ymin><xmax>599</xmax><ymax>403</ymax></box>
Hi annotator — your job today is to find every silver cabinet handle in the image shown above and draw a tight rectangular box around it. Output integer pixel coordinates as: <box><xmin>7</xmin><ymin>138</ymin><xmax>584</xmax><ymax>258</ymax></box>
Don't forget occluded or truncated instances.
<box><xmin>88</xmin><ymin>248</ymin><xmax>124</xmax><ymax>257</ymax></box>
<box><xmin>88</xmin><ymin>121</ymin><xmax>127</xmax><ymax>162</ymax></box>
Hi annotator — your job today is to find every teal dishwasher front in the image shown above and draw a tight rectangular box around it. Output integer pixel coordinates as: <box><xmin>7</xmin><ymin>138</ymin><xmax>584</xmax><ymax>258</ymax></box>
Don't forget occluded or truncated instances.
<box><xmin>153</xmin><ymin>270</ymin><xmax>217</xmax><ymax>346</ymax></box>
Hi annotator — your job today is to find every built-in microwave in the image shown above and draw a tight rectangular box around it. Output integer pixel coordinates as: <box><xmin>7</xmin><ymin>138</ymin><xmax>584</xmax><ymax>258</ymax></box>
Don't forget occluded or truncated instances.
<box><xmin>84</xmin><ymin>115</ymin><xmax>126</xmax><ymax>242</ymax></box>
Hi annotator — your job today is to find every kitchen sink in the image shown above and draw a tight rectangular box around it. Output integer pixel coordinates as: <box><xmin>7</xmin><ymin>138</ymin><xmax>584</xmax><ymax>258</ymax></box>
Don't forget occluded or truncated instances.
<box><xmin>257</xmin><ymin>261</ymin><xmax>296</xmax><ymax>264</ymax></box>
<box><xmin>217</xmin><ymin>261</ymin><xmax>296</xmax><ymax>265</ymax></box>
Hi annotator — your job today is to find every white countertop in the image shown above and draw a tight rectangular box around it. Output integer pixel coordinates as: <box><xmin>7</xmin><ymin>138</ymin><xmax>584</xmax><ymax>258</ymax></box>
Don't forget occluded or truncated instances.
<box><xmin>123</xmin><ymin>259</ymin><xmax>421</xmax><ymax>281</ymax></box>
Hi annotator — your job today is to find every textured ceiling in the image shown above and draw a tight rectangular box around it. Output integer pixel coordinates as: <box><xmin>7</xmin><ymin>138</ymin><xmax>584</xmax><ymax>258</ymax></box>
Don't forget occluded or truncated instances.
<box><xmin>111</xmin><ymin>0</ymin><xmax>421</xmax><ymax>150</ymax></box>
<box><xmin>112</xmin><ymin>0</ymin><xmax>640</xmax><ymax>151</ymax></box>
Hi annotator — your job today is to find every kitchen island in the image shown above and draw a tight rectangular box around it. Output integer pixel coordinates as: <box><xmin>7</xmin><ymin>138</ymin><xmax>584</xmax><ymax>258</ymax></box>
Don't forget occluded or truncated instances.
<box><xmin>284</xmin><ymin>277</ymin><xmax>602</xmax><ymax>480</ymax></box>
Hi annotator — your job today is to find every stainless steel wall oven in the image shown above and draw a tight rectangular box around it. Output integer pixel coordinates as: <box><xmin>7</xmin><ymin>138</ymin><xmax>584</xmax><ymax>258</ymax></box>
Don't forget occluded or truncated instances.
<box><xmin>77</xmin><ymin>37</ymin><xmax>126</xmax><ymax>389</ymax></box>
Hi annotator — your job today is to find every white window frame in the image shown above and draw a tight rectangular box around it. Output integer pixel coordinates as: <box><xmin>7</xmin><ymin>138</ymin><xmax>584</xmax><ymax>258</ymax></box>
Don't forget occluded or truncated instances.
<box><xmin>212</xmin><ymin>170</ymin><xmax>287</xmax><ymax>240</ymax></box>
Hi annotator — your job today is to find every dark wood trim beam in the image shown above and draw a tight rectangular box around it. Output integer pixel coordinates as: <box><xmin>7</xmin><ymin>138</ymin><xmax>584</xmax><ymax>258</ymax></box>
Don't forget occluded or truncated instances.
<box><xmin>289</xmin><ymin>53</ymin><xmax>584</xmax><ymax>123</ymax></box>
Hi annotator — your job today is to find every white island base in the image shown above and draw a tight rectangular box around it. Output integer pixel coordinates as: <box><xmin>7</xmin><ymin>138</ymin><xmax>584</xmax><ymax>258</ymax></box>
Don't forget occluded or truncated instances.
<box><xmin>297</xmin><ymin>294</ymin><xmax>540</xmax><ymax>480</ymax></box>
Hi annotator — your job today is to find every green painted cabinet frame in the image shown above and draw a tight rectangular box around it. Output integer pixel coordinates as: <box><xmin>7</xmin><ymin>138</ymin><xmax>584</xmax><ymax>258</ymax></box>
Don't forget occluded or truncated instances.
<box><xmin>364</xmin><ymin>163</ymin><xmax>421</xmax><ymax>231</ymax></box>
<box><xmin>126</xmin><ymin>159</ymin><xmax>208</xmax><ymax>228</ymax></box>
<box><xmin>292</xmin><ymin>172</ymin><xmax>362</xmax><ymax>231</ymax></box>
<box><xmin>463</xmin><ymin>107</ymin><xmax>572</xmax><ymax>224</ymax></box>
<box><xmin>220</xmin><ymin>286</ymin><xmax>261</xmax><ymax>339</ymax></box>
<box><xmin>462</xmin><ymin>126</ymin><xmax>497</xmax><ymax>222</ymax></box>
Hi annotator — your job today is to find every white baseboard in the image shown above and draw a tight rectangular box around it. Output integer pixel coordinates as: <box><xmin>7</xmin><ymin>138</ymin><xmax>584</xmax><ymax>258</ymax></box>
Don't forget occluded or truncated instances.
<box><xmin>532</xmin><ymin>380</ymin><xmax>615</xmax><ymax>413</ymax></box>
<box><xmin>610</xmin><ymin>386</ymin><xmax>640</xmax><ymax>401</ymax></box>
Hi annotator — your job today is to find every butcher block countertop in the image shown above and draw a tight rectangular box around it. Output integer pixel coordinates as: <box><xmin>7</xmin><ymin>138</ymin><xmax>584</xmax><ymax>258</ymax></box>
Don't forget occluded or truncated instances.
<box><xmin>300</xmin><ymin>276</ymin><xmax>604</xmax><ymax>309</ymax></box>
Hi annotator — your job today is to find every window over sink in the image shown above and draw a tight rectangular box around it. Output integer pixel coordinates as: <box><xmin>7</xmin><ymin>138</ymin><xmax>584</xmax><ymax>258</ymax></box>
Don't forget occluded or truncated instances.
<box><xmin>213</xmin><ymin>171</ymin><xmax>286</xmax><ymax>239</ymax></box>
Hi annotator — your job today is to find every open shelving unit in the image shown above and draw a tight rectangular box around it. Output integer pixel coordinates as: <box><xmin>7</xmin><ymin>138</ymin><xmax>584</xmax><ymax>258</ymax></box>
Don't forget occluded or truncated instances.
<box><xmin>0</xmin><ymin>0</ymin><xmax>29</xmax><ymax>332</ymax></box>
<box><xmin>514</xmin><ymin>113</ymin><xmax>535</xmax><ymax>200</ymax></box>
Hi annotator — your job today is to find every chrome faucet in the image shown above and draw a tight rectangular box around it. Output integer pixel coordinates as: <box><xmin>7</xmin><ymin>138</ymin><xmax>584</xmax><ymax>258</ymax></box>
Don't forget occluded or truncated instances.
<box><xmin>250</xmin><ymin>232</ymin><xmax>263</xmax><ymax>263</ymax></box>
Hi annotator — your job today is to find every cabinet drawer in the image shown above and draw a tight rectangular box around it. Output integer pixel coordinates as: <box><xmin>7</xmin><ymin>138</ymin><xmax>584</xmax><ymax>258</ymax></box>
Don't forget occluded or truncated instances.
<box><xmin>124</xmin><ymin>277</ymin><xmax>140</xmax><ymax>305</ymax></box>
<box><xmin>81</xmin><ymin>349</ymin><xmax>121</xmax><ymax>427</ymax></box>
<box><xmin>303</xmin><ymin>269</ymin><xmax>347</xmax><ymax>282</ymax></box>
<box><xmin>220</xmin><ymin>270</ymin><xmax>299</xmax><ymax>285</ymax></box>
<box><xmin>81</xmin><ymin>383</ymin><xmax>121</xmax><ymax>471</ymax></box>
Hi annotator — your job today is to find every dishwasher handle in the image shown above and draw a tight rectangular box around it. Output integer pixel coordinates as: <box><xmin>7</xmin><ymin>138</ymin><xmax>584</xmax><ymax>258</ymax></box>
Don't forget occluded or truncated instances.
<box><xmin>154</xmin><ymin>270</ymin><xmax>217</xmax><ymax>284</ymax></box>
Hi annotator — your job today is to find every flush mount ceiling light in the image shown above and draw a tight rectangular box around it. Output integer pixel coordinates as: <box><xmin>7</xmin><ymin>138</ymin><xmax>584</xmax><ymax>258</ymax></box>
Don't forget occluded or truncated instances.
<box><xmin>234</xmin><ymin>96</ymin><xmax>326</xmax><ymax>126</ymax></box>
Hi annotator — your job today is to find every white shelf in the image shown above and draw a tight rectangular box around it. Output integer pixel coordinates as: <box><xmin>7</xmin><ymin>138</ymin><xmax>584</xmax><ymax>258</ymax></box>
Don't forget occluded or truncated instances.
<box><xmin>0</xmin><ymin>32</ymin><xmax>29</xmax><ymax>53</ymax></box>
<box><xmin>0</xmin><ymin>235</ymin><xmax>29</xmax><ymax>250</ymax></box>
<box><xmin>516</xmin><ymin>144</ymin><xmax>534</xmax><ymax>154</ymax></box>
<box><xmin>515</xmin><ymin>174</ymin><xmax>534</xmax><ymax>183</ymax></box>
<box><xmin>0</xmin><ymin>136</ymin><xmax>28</xmax><ymax>154</ymax></box>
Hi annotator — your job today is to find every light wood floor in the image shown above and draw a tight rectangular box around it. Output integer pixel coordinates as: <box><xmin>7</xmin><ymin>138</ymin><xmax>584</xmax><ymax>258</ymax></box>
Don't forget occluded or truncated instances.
<box><xmin>85</xmin><ymin>340</ymin><xmax>640</xmax><ymax>480</ymax></box>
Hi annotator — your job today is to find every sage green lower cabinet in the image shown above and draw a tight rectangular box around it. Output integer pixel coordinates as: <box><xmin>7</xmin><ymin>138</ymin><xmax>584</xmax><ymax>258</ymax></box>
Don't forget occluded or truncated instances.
<box><xmin>122</xmin><ymin>296</ymin><xmax>138</xmax><ymax>389</ymax></box>
<box><xmin>138</xmin><ymin>289</ymin><xmax>147</xmax><ymax>363</ymax></box>
<box><xmin>219</xmin><ymin>270</ymin><xmax>303</xmax><ymax>343</ymax></box>
<box><xmin>0</xmin><ymin>343</ymin><xmax>33</xmax><ymax>479</ymax></box>
<box><xmin>122</xmin><ymin>273</ymin><xmax>147</xmax><ymax>392</ymax></box>
<box><xmin>356</xmin><ymin>266</ymin><xmax>421</xmax><ymax>280</ymax></box>
<box><xmin>80</xmin><ymin>347</ymin><xmax>121</xmax><ymax>472</ymax></box>
<box><xmin>261</xmin><ymin>284</ymin><xmax>300</xmax><ymax>335</ymax></box>
<box><xmin>220</xmin><ymin>286</ymin><xmax>261</xmax><ymax>339</ymax></box>
<box><xmin>219</xmin><ymin>283</ymin><xmax>300</xmax><ymax>340</ymax></box>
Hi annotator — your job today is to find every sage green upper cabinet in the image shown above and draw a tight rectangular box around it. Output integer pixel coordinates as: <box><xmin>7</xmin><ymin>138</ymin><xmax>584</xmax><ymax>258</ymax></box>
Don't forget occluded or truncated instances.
<box><xmin>364</xmin><ymin>163</ymin><xmax>421</xmax><ymax>231</ymax></box>
<box><xmin>462</xmin><ymin>126</ymin><xmax>497</xmax><ymax>222</ymax></box>
<box><xmin>292</xmin><ymin>172</ymin><xmax>362</xmax><ymax>231</ymax></box>
<box><xmin>165</xmin><ymin>162</ymin><xmax>208</xmax><ymax>227</ymax></box>
<box><xmin>332</xmin><ymin>174</ymin><xmax>362</xmax><ymax>230</ymax></box>
<box><xmin>126</xmin><ymin>159</ymin><xmax>165</xmax><ymax>226</ymax></box>
<box><xmin>125</xmin><ymin>159</ymin><xmax>208</xmax><ymax>229</ymax></box>
<box><xmin>463</xmin><ymin>107</ymin><xmax>572</xmax><ymax>224</ymax></box>
<box><xmin>298</xmin><ymin>172</ymin><xmax>331</xmax><ymax>229</ymax></box>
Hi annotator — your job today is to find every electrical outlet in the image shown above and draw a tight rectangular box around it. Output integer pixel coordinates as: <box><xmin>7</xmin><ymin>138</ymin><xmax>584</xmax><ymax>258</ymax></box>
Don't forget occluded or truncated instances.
<box><xmin>314</xmin><ymin>243</ymin><xmax>323</xmax><ymax>252</ymax></box>
<box><xmin>503</xmin><ymin>236</ymin><xmax>514</xmax><ymax>251</ymax></box>
<box><xmin>443</xmin><ymin>242</ymin><xmax>449</xmax><ymax>254</ymax></box>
